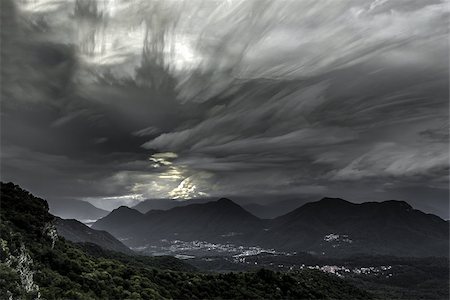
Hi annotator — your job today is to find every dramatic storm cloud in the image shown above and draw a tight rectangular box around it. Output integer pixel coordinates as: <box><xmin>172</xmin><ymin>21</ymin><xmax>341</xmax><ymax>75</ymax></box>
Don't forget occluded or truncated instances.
<box><xmin>1</xmin><ymin>0</ymin><xmax>448</xmax><ymax>217</ymax></box>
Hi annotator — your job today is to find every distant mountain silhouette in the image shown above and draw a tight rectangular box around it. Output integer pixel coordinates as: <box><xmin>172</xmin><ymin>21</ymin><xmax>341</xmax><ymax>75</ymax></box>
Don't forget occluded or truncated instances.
<box><xmin>92</xmin><ymin>206</ymin><xmax>145</xmax><ymax>238</ymax></box>
<box><xmin>258</xmin><ymin>198</ymin><xmax>449</xmax><ymax>257</ymax></box>
<box><xmin>132</xmin><ymin>198</ymin><xmax>213</xmax><ymax>213</ymax></box>
<box><xmin>54</xmin><ymin>217</ymin><xmax>132</xmax><ymax>254</ymax></box>
<box><xmin>134</xmin><ymin>197</ymin><xmax>313</xmax><ymax>219</ymax></box>
<box><xmin>5</xmin><ymin>182</ymin><xmax>367</xmax><ymax>299</ymax></box>
<box><xmin>93</xmin><ymin>198</ymin><xmax>263</xmax><ymax>247</ymax></box>
<box><xmin>242</xmin><ymin>198</ymin><xmax>312</xmax><ymax>219</ymax></box>
<box><xmin>47</xmin><ymin>198</ymin><xmax>109</xmax><ymax>223</ymax></box>
<box><xmin>133</xmin><ymin>198</ymin><xmax>181</xmax><ymax>212</ymax></box>
<box><xmin>94</xmin><ymin>197</ymin><xmax>449</xmax><ymax>257</ymax></box>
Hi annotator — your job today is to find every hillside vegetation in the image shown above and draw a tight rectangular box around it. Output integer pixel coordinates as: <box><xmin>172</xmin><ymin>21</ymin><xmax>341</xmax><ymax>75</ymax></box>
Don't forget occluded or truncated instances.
<box><xmin>0</xmin><ymin>182</ymin><xmax>371</xmax><ymax>299</ymax></box>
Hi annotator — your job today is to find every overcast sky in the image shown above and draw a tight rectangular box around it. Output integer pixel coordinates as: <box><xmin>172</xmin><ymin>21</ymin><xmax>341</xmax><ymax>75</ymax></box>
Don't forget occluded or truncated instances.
<box><xmin>1</xmin><ymin>0</ymin><xmax>449</xmax><ymax>216</ymax></box>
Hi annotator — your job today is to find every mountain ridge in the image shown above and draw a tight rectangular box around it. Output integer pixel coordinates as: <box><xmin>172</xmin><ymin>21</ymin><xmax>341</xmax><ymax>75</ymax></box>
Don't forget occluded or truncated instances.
<box><xmin>93</xmin><ymin>196</ymin><xmax>449</xmax><ymax>257</ymax></box>
<box><xmin>133</xmin><ymin>198</ymin><xmax>214</xmax><ymax>213</ymax></box>
<box><xmin>261</xmin><ymin>197</ymin><xmax>449</xmax><ymax>256</ymax></box>
<box><xmin>47</xmin><ymin>198</ymin><xmax>109</xmax><ymax>222</ymax></box>
<box><xmin>92</xmin><ymin>205</ymin><xmax>145</xmax><ymax>237</ymax></box>
<box><xmin>54</xmin><ymin>217</ymin><xmax>132</xmax><ymax>254</ymax></box>
<box><xmin>93</xmin><ymin>197</ymin><xmax>263</xmax><ymax>247</ymax></box>
<box><xmin>0</xmin><ymin>182</ymin><xmax>371</xmax><ymax>299</ymax></box>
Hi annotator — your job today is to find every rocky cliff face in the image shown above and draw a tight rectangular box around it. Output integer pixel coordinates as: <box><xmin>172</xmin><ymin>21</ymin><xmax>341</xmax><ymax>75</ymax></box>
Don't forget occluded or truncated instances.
<box><xmin>0</xmin><ymin>182</ymin><xmax>54</xmax><ymax>299</ymax></box>
<box><xmin>2</xmin><ymin>243</ymin><xmax>41</xmax><ymax>298</ymax></box>
<box><xmin>43</xmin><ymin>222</ymin><xmax>58</xmax><ymax>250</ymax></box>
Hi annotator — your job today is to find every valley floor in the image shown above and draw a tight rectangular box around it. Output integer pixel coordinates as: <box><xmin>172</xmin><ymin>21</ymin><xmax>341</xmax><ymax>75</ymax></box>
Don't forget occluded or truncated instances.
<box><xmin>132</xmin><ymin>238</ymin><xmax>449</xmax><ymax>300</ymax></box>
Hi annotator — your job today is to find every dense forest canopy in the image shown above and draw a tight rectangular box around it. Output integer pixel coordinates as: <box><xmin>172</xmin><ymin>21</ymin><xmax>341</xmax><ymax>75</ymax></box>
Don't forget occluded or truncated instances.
<box><xmin>0</xmin><ymin>182</ymin><xmax>371</xmax><ymax>299</ymax></box>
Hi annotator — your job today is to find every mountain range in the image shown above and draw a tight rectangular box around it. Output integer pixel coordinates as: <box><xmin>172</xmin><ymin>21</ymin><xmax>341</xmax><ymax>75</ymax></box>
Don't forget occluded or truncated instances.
<box><xmin>241</xmin><ymin>198</ymin><xmax>313</xmax><ymax>219</ymax></box>
<box><xmin>0</xmin><ymin>182</ymin><xmax>371</xmax><ymax>299</ymax></box>
<box><xmin>47</xmin><ymin>198</ymin><xmax>109</xmax><ymax>223</ymax></box>
<box><xmin>132</xmin><ymin>198</ymin><xmax>213</xmax><ymax>213</ymax></box>
<box><xmin>132</xmin><ymin>197</ymin><xmax>312</xmax><ymax>219</ymax></box>
<box><xmin>54</xmin><ymin>217</ymin><xmax>132</xmax><ymax>254</ymax></box>
<box><xmin>93</xmin><ymin>198</ymin><xmax>264</xmax><ymax>247</ymax></box>
<box><xmin>259</xmin><ymin>198</ymin><xmax>449</xmax><ymax>257</ymax></box>
<box><xmin>93</xmin><ymin>197</ymin><xmax>449</xmax><ymax>257</ymax></box>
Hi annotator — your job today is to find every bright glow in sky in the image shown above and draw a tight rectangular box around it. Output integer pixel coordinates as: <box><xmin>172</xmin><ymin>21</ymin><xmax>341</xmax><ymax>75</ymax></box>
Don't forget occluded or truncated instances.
<box><xmin>4</xmin><ymin>0</ymin><xmax>449</xmax><ymax>216</ymax></box>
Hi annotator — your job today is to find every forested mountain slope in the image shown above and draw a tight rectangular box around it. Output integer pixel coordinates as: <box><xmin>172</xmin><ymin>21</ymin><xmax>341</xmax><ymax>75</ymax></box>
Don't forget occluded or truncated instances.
<box><xmin>0</xmin><ymin>182</ymin><xmax>371</xmax><ymax>299</ymax></box>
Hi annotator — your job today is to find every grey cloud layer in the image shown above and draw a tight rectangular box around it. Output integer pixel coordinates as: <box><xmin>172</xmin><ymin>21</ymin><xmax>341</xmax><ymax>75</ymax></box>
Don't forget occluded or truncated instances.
<box><xmin>1</xmin><ymin>0</ymin><xmax>448</xmax><ymax>216</ymax></box>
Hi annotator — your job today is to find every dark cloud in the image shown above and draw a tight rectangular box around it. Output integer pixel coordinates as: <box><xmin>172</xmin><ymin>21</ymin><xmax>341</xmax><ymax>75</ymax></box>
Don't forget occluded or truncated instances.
<box><xmin>1</xmin><ymin>0</ymin><xmax>448</xmax><ymax>218</ymax></box>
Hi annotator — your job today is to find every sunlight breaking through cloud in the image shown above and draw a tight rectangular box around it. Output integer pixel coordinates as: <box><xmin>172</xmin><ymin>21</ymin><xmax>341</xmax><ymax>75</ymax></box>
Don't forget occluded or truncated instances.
<box><xmin>2</xmin><ymin>0</ymin><xmax>448</xmax><ymax>216</ymax></box>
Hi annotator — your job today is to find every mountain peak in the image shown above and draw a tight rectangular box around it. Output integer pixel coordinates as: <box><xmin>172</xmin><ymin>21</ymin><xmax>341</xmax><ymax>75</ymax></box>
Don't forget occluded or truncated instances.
<box><xmin>212</xmin><ymin>198</ymin><xmax>248</xmax><ymax>212</ymax></box>
<box><xmin>312</xmin><ymin>197</ymin><xmax>353</xmax><ymax>208</ymax></box>
<box><xmin>116</xmin><ymin>205</ymin><xmax>132</xmax><ymax>210</ymax></box>
<box><xmin>112</xmin><ymin>205</ymin><xmax>141</xmax><ymax>214</ymax></box>
<box><xmin>379</xmin><ymin>200</ymin><xmax>413</xmax><ymax>209</ymax></box>
<box><xmin>318</xmin><ymin>197</ymin><xmax>350</xmax><ymax>203</ymax></box>
<box><xmin>101</xmin><ymin>206</ymin><xmax>143</xmax><ymax>220</ymax></box>
<box><xmin>216</xmin><ymin>198</ymin><xmax>235</xmax><ymax>204</ymax></box>
<box><xmin>92</xmin><ymin>205</ymin><xmax>144</xmax><ymax>234</ymax></box>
